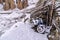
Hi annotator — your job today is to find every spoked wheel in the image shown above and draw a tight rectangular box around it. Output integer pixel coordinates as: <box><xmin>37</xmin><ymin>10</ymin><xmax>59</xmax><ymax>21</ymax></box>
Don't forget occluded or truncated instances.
<box><xmin>37</xmin><ymin>25</ymin><xmax>45</xmax><ymax>34</ymax></box>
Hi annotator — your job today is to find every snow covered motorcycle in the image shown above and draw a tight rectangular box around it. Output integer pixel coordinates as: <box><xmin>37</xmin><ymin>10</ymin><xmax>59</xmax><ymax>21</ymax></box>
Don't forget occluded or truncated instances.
<box><xmin>31</xmin><ymin>17</ymin><xmax>51</xmax><ymax>34</ymax></box>
<box><xmin>31</xmin><ymin>18</ymin><xmax>47</xmax><ymax>34</ymax></box>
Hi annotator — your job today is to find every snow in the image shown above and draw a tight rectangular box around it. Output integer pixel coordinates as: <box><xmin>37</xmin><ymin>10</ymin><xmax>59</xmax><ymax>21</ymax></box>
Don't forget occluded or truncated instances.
<box><xmin>0</xmin><ymin>11</ymin><xmax>48</xmax><ymax>40</ymax></box>
<box><xmin>0</xmin><ymin>10</ymin><xmax>12</xmax><ymax>14</ymax></box>
<box><xmin>28</xmin><ymin>0</ymin><xmax>39</xmax><ymax>5</ymax></box>
<box><xmin>0</xmin><ymin>0</ymin><xmax>48</xmax><ymax>40</ymax></box>
<box><xmin>0</xmin><ymin>4</ymin><xmax>3</xmax><ymax>11</ymax></box>
<box><xmin>0</xmin><ymin>22</ymin><xmax>48</xmax><ymax>40</ymax></box>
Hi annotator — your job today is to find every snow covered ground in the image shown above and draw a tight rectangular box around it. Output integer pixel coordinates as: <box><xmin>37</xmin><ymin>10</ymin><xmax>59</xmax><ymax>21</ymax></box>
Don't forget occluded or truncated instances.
<box><xmin>0</xmin><ymin>0</ymin><xmax>48</xmax><ymax>40</ymax></box>
<box><xmin>0</xmin><ymin>22</ymin><xmax>48</xmax><ymax>40</ymax></box>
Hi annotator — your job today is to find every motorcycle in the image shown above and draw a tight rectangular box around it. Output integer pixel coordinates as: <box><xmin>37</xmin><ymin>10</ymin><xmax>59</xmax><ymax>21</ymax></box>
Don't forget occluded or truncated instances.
<box><xmin>31</xmin><ymin>18</ymin><xmax>51</xmax><ymax>34</ymax></box>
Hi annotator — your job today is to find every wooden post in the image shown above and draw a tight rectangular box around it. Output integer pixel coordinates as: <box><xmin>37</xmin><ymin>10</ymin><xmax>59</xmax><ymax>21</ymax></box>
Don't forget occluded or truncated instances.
<box><xmin>9</xmin><ymin>0</ymin><xmax>16</xmax><ymax>9</ymax></box>
<box><xmin>17</xmin><ymin>0</ymin><xmax>23</xmax><ymax>10</ymax></box>
<box><xmin>3</xmin><ymin>0</ymin><xmax>5</xmax><ymax>2</ymax></box>
<box><xmin>49</xmin><ymin>0</ymin><xmax>55</xmax><ymax>26</ymax></box>
<box><xmin>0</xmin><ymin>0</ymin><xmax>3</xmax><ymax>3</ymax></box>
<box><xmin>3</xmin><ymin>0</ymin><xmax>10</xmax><ymax>10</ymax></box>
<box><xmin>23</xmin><ymin>0</ymin><xmax>28</xmax><ymax>8</ymax></box>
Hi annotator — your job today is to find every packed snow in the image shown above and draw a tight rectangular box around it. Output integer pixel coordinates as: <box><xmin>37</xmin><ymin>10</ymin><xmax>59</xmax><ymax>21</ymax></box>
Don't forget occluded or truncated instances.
<box><xmin>0</xmin><ymin>22</ymin><xmax>48</xmax><ymax>40</ymax></box>
<box><xmin>0</xmin><ymin>0</ymin><xmax>48</xmax><ymax>40</ymax></box>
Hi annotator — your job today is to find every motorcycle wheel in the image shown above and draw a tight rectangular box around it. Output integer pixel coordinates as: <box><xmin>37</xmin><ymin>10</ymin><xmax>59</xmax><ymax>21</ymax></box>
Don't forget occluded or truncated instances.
<box><xmin>37</xmin><ymin>25</ymin><xmax>45</xmax><ymax>34</ymax></box>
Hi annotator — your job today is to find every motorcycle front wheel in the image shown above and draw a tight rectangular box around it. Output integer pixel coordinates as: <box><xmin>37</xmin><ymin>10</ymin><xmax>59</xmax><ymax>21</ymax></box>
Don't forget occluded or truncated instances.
<box><xmin>37</xmin><ymin>25</ymin><xmax>45</xmax><ymax>34</ymax></box>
